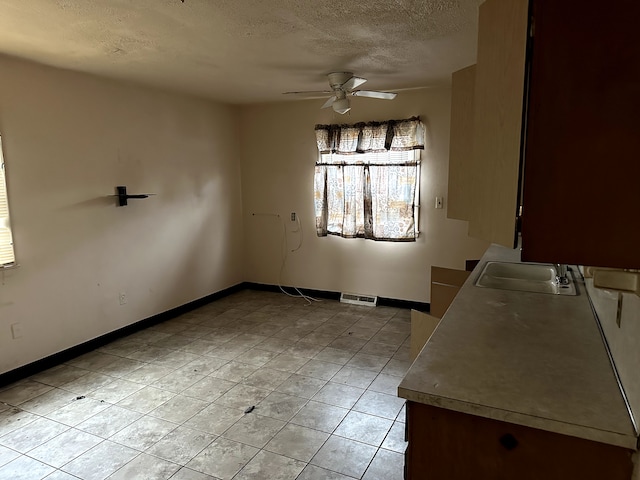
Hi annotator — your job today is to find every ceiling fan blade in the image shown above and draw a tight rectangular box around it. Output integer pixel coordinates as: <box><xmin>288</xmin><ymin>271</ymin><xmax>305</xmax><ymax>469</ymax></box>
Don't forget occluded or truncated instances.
<box><xmin>321</xmin><ymin>96</ymin><xmax>337</xmax><ymax>109</ymax></box>
<box><xmin>282</xmin><ymin>90</ymin><xmax>333</xmax><ymax>98</ymax></box>
<box><xmin>341</xmin><ymin>76</ymin><xmax>367</xmax><ymax>91</ymax></box>
<box><xmin>352</xmin><ymin>90</ymin><xmax>397</xmax><ymax>100</ymax></box>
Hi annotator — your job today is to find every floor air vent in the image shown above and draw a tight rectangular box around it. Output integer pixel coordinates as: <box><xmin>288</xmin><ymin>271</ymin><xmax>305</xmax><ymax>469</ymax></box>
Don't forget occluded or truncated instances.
<box><xmin>340</xmin><ymin>292</ymin><xmax>378</xmax><ymax>307</ymax></box>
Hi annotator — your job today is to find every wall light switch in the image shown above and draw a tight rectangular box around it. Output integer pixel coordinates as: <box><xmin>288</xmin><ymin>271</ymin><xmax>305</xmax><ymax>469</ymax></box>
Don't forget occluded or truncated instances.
<box><xmin>291</xmin><ymin>212</ymin><xmax>296</xmax><ymax>221</ymax></box>
<box><xmin>435</xmin><ymin>197</ymin><xmax>444</xmax><ymax>209</ymax></box>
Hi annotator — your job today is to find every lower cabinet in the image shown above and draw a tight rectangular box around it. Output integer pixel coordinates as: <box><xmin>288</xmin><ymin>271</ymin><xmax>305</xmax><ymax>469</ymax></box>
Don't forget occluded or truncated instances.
<box><xmin>405</xmin><ymin>402</ymin><xmax>634</xmax><ymax>480</ymax></box>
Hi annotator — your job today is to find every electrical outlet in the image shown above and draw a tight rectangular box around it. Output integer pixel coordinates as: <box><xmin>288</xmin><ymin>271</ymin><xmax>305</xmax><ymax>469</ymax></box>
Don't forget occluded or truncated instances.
<box><xmin>119</xmin><ymin>292</ymin><xmax>127</xmax><ymax>305</ymax></box>
<box><xmin>291</xmin><ymin>212</ymin><xmax>296</xmax><ymax>221</ymax></box>
<box><xmin>11</xmin><ymin>323</ymin><xmax>23</xmax><ymax>339</ymax></box>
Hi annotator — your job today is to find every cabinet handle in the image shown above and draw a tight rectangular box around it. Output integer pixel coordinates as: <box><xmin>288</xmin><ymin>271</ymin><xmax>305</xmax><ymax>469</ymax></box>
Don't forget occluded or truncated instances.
<box><xmin>499</xmin><ymin>433</ymin><xmax>519</xmax><ymax>451</ymax></box>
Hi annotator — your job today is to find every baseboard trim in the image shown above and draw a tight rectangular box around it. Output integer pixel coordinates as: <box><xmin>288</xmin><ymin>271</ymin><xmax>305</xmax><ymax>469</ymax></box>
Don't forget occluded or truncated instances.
<box><xmin>0</xmin><ymin>282</ymin><xmax>429</xmax><ymax>388</ymax></box>
<box><xmin>244</xmin><ymin>282</ymin><xmax>429</xmax><ymax>311</ymax></box>
<box><xmin>0</xmin><ymin>283</ymin><xmax>245</xmax><ymax>388</ymax></box>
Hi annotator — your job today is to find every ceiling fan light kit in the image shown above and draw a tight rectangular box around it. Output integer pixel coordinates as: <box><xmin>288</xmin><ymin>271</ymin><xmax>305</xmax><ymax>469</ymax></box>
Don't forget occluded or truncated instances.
<box><xmin>284</xmin><ymin>72</ymin><xmax>397</xmax><ymax>114</ymax></box>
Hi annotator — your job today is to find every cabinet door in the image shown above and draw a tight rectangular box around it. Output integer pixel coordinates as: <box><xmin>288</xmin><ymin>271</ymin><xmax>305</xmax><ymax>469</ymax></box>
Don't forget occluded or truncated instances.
<box><xmin>406</xmin><ymin>402</ymin><xmax>633</xmax><ymax>480</ymax></box>
<box><xmin>521</xmin><ymin>0</ymin><xmax>640</xmax><ymax>268</ymax></box>
<box><xmin>468</xmin><ymin>0</ymin><xmax>530</xmax><ymax>247</ymax></box>
<box><xmin>447</xmin><ymin>64</ymin><xmax>476</xmax><ymax>221</ymax></box>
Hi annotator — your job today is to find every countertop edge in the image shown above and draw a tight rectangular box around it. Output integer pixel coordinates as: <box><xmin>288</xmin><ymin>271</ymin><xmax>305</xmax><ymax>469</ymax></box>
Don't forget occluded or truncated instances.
<box><xmin>398</xmin><ymin>386</ymin><xmax>638</xmax><ymax>450</ymax></box>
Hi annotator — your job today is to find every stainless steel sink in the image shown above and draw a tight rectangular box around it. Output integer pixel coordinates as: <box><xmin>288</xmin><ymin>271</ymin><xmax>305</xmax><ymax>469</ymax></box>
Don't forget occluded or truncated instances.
<box><xmin>475</xmin><ymin>261</ymin><xmax>576</xmax><ymax>295</ymax></box>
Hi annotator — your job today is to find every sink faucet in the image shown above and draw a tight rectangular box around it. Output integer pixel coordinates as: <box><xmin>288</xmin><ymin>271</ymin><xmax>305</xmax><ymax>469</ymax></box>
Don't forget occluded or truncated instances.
<box><xmin>554</xmin><ymin>264</ymin><xmax>570</xmax><ymax>286</ymax></box>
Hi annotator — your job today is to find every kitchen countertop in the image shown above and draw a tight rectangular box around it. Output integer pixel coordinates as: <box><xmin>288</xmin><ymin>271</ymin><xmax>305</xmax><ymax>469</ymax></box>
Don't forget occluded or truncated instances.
<box><xmin>398</xmin><ymin>244</ymin><xmax>638</xmax><ymax>449</ymax></box>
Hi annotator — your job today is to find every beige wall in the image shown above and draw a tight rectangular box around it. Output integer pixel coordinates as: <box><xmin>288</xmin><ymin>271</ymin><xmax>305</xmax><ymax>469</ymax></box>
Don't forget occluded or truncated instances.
<box><xmin>0</xmin><ymin>55</ymin><xmax>244</xmax><ymax>374</ymax></box>
<box><xmin>239</xmin><ymin>88</ymin><xmax>489</xmax><ymax>303</ymax></box>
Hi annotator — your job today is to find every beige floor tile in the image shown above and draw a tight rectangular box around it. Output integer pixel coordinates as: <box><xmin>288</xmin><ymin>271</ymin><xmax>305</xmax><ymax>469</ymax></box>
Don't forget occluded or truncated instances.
<box><xmin>0</xmin><ymin>416</ymin><xmax>69</xmax><ymax>453</ymax></box>
<box><xmin>328</xmin><ymin>336</ymin><xmax>368</xmax><ymax>352</ymax></box>
<box><xmin>0</xmin><ymin>381</ymin><xmax>53</xmax><ymax>406</ymax></box>
<box><xmin>334</xmin><ymin>411</ymin><xmax>393</xmax><ymax>447</ymax></box>
<box><xmin>28</xmin><ymin>428</ymin><xmax>102</xmax><ymax>467</ymax></box>
<box><xmin>233</xmin><ymin>450</ymin><xmax>305</xmax><ymax>480</ymax></box>
<box><xmin>296</xmin><ymin>359</ymin><xmax>342</xmax><ymax>380</ymax></box>
<box><xmin>110</xmin><ymin>416</ymin><xmax>177</xmax><ymax>450</ymax></box>
<box><xmin>255</xmin><ymin>392</ymin><xmax>308</xmax><ymax>421</ymax></box>
<box><xmin>0</xmin><ymin>408</ymin><xmax>38</xmax><ymax>437</ymax></box>
<box><xmin>242</xmin><ymin>368</ymin><xmax>292</xmax><ymax>391</ymax></box>
<box><xmin>181</xmin><ymin>357</ymin><xmax>229</xmax><ymax>376</ymax></box>
<box><xmin>234</xmin><ymin>348</ymin><xmax>279</xmax><ymax>366</ymax></box>
<box><xmin>381</xmin><ymin>421</ymin><xmax>407</xmax><ymax>453</ymax></box>
<box><xmin>108</xmin><ymin>452</ymin><xmax>180</xmax><ymax>480</ymax></box>
<box><xmin>76</xmin><ymin>405</ymin><xmax>143</xmax><ymax>438</ymax></box>
<box><xmin>149</xmin><ymin>394</ymin><xmax>210</xmax><ymax>423</ymax></box>
<box><xmin>66</xmin><ymin>352</ymin><xmax>120</xmax><ymax>372</ymax></box>
<box><xmin>59</xmin><ymin>372</ymin><xmax>115</xmax><ymax>395</ymax></box>
<box><xmin>0</xmin><ymin>445</ymin><xmax>20</xmax><ymax>468</ymax></box>
<box><xmin>181</xmin><ymin>377</ymin><xmax>237</xmax><ymax>402</ymax></box>
<box><xmin>18</xmin><ymin>388</ymin><xmax>75</xmax><ymax>415</ymax></box>
<box><xmin>380</xmin><ymin>359</ymin><xmax>411</xmax><ymax>377</ymax></box>
<box><xmin>93</xmin><ymin>357</ymin><xmax>146</xmax><ymax>378</ymax></box>
<box><xmin>368</xmin><ymin>373</ymin><xmax>402</xmax><ymax>396</ymax></box>
<box><xmin>214</xmin><ymin>384</ymin><xmax>270</xmax><ymax>410</ymax></box>
<box><xmin>29</xmin><ymin>365</ymin><xmax>90</xmax><ymax>387</ymax></box>
<box><xmin>265</xmin><ymin>423</ymin><xmax>329</xmax><ymax>462</ymax></box>
<box><xmin>170</xmin><ymin>466</ymin><xmax>219</xmax><ymax>479</ymax></box>
<box><xmin>290</xmin><ymin>401</ymin><xmax>349</xmax><ymax>433</ymax></box>
<box><xmin>46</xmin><ymin>397</ymin><xmax>110</xmax><ymax>427</ymax></box>
<box><xmin>263</xmin><ymin>354</ymin><xmax>309</xmax><ymax>373</ymax></box>
<box><xmin>359</xmin><ymin>341</ymin><xmax>399</xmax><ymax>357</ymax></box>
<box><xmin>352</xmin><ymin>390</ymin><xmax>406</xmax><ymax>420</ymax></box>
<box><xmin>312</xmin><ymin>347</ymin><xmax>355</xmax><ymax>365</ymax></box>
<box><xmin>210</xmin><ymin>361</ymin><xmax>260</xmax><ymax>382</ymax></box>
<box><xmin>312</xmin><ymin>383</ymin><xmax>365</xmax><ymax>409</ymax></box>
<box><xmin>62</xmin><ymin>440</ymin><xmax>139</xmax><ymax>480</ymax></box>
<box><xmin>0</xmin><ymin>455</ymin><xmax>54</xmax><ymax>480</ymax></box>
<box><xmin>254</xmin><ymin>338</ymin><xmax>295</xmax><ymax>354</ymax></box>
<box><xmin>296</xmin><ymin>464</ymin><xmax>357</xmax><ymax>480</ymax></box>
<box><xmin>151</xmin><ymin>370</ymin><xmax>206</xmax><ymax>394</ymax></box>
<box><xmin>275</xmin><ymin>374</ymin><xmax>326</xmax><ymax>399</ymax></box>
<box><xmin>116</xmin><ymin>386</ymin><xmax>176</xmax><ymax>414</ymax></box>
<box><xmin>345</xmin><ymin>353</ymin><xmax>390</xmax><ymax>373</ymax></box>
<box><xmin>222</xmin><ymin>413</ymin><xmax>285</xmax><ymax>448</ymax></box>
<box><xmin>310</xmin><ymin>435</ymin><xmax>377</xmax><ymax>478</ymax></box>
<box><xmin>330</xmin><ymin>366</ymin><xmax>378</xmax><ymax>389</ymax></box>
<box><xmin>362</xmin><ymin>448</ymin><xmax>404</xmax><ymax>480</ymax></box>
<box><xmin>124</xmin><ymin>364</ymin><xmax>174</xmax><ymax>385</ymax></box>
<box><xmin>185</xmin><ymin>403</ymin><xmax>244</xmax><ymax>435</ymax></box>
<box><xmin>89</xmin><ymin>378</ymin><xmax>144</xmax><ymax>404</ymax></box>
<box><xmin>187</xmin><ymin>437</ymin><xmax>258</xmax><ymax>480</ymax></box>
<box><xmin>147</xmin><ymin>425</ymin><xmax>216</xmax><ymax>465</ymax></box>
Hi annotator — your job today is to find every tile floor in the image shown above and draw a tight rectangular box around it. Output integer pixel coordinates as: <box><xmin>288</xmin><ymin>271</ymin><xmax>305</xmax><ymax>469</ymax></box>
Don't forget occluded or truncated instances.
<box><xmin>0</xmin><ymin>289</ymin><xmax>411</xmax><ymax>480</ymax></box>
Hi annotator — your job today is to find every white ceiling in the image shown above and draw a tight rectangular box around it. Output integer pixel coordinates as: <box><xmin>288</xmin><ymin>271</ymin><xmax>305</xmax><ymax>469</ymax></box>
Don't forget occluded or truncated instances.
<box><xmin>0</xmin><ymin>0</ymin><xmax>481</xmax><ymax>104</ymax></box>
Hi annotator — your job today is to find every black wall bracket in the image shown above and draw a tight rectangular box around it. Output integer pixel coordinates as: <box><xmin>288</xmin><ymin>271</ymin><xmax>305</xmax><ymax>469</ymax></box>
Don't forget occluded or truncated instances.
<box><xmin>115</xmin><ymin>186</ymin><xmax>152</xmax><ymax>206</ymax></box>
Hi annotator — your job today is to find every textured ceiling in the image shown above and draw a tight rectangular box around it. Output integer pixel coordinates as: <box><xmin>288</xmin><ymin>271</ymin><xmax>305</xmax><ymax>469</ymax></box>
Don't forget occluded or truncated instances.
<box><xmin>0</xmin><ymin>0</ymin><xmax>481</xmax><ymax>104</ymax></box>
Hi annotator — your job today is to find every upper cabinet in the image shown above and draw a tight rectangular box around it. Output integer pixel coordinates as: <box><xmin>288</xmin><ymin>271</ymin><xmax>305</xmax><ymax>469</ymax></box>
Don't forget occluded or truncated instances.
<box><xmin>468</xmin><ymin>0</ymin><xmax>529</xmax><ymax>248</ymax></box>
<box><xmin>521</xmin><ymin>0</ymin><xmax>640</xmax><ymax>268</ymax></box>
<box><xmin>448</xmin><ymin>0</ymin><xmax>640</xmax><ymax>268</ymax></box>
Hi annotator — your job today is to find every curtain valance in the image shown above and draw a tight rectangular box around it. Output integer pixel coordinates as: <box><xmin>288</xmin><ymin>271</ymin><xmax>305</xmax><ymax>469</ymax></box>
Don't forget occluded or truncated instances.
<box><xmin>314</xmin><ymin>117</ymin><xmax>425</xmax><ymax>154</ymax></box>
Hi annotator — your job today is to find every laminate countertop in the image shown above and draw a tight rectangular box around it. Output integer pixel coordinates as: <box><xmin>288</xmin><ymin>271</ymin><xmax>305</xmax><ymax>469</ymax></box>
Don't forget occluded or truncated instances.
<box><xmin>398</xmin><ymin>244</ymin><xmax>638</xmax><ymax>449</ymax></box>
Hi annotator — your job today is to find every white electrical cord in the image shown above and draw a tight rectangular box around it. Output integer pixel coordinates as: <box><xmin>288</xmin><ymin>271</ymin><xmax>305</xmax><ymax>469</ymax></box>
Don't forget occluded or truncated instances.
<box><xmin>277</xmin><ymin>214</ymin><xmax>320</xmax><ymax>305</ymax></box>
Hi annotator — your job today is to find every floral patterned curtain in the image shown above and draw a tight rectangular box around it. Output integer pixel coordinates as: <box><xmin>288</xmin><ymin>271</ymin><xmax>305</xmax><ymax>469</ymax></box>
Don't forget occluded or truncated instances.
<box><xmin>314</xmin><ymin>117</ymin><xmax>425</xmax><ymax>241</ymax></box>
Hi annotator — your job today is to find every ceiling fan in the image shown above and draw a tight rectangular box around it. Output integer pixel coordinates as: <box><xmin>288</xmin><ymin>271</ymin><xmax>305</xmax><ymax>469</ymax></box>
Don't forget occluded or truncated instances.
<box><xmin>284</xmin><ymin>72</ymin><xmax>397</xmax><ymax>114</ymax></box>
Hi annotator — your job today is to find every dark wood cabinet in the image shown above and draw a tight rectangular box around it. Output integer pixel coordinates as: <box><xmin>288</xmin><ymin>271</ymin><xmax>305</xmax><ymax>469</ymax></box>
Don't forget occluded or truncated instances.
<box><xmin>405</xmin><ymin>402</ymin><xmax>634</xmax><ymax>480</ymax></box>
<box><xmin>448</xmin><ymin>0</ymin><xmax>640</xmax><ymax>268</ymax></box>
<box><xmin>520</xmin><ymin>0</ymin><xmax>640</xmax><ymax>268</ymax></box>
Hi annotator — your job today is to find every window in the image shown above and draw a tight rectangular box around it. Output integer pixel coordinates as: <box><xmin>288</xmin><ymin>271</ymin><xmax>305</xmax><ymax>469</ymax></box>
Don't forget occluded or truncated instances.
<box><xmin>0</xmin><ymin>135</ymin><xmax>15</xmax><ymax>267</ymax></box>
<box><xmin>314</xmin><ymin>118</ymin><xmax>424</xmax><ymax>241</ymax></box>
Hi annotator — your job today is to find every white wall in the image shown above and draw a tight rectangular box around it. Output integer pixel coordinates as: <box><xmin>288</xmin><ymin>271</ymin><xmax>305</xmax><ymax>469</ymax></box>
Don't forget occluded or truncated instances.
<box><xmin>0</xmin><ymin>55</ymin><xmax>244</xmax><ymax>374</ymax></box>
<box><xmin>239</xmin><ymin>88</ymin><xmax>489</xmax><ymax>303</ymax></box>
